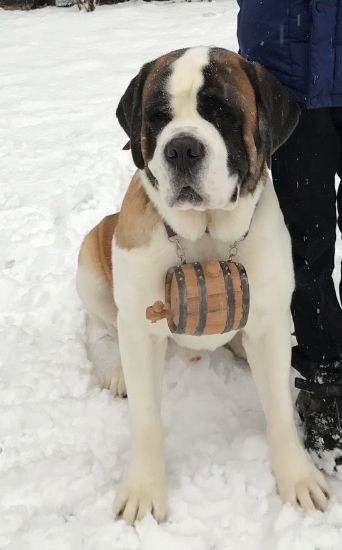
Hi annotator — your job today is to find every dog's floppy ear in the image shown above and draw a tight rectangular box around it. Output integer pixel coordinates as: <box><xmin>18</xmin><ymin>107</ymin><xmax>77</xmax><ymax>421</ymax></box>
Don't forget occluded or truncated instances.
<box><xmin>116</xmin><ymin>62</ymin><xmax>152</xmax><ymax>169</ymax></box>
<box><xmin>243</xmin><ymin>60</ymin><xmax>300</xmax><ymax>166</ymax></box>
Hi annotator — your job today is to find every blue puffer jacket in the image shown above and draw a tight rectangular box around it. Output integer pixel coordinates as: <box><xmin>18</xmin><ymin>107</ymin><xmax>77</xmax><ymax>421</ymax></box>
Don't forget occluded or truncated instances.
<box><xmin>237</xmin><ymin>0</ymin><xmax>342</xmax><ymax>109</ymax></box>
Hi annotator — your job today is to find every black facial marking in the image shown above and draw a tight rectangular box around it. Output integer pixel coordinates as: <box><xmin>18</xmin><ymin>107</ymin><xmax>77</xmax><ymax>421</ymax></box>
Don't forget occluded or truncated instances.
<box><xmin>116</xmin><ymin>51</ymin><xmax>184</xmax><ymax>170</ymax></box>
<box><xmin>197</xmin><ymin>63</ymin><xmax>250</xmax><ymax>187</ymax></box>
<box><xmin>142</xmin><ymin>66</ymin><xmax>172</xmax><ymax>164</ymax></box>
<box><xmin>144</xmin><ymin>165</ymin><xmax>159</xmax><ymax>189</ymax></box>
<box><xmin>231</xmin><ymin>185</ymin><xmax>238</xmax><ymax>202</ymax></box>
<box><xmin>144</xmin><ymin>103</ymin><xmax>172</xmax><ymax>164</ymax></box>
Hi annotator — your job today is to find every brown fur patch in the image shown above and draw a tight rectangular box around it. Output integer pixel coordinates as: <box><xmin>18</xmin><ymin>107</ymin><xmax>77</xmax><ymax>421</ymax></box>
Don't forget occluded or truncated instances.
<box><xmin>78</xmin><ymin>174</ymin><xmax>158</xmax><ymax>286</ymax></box>
<box><xmin>115</xmin><ymin>172</ymin><xmax>160</xmax><ymax>250</ymax></box>
<box><xmin>142</xmin><ymin>49</ymin><xmax>186</xmax><ymax>104</ymax></box>
<box><xmin>78</xmin><ymin>213</ymin><xmax>119</xmax><ymax>286</ymax></box>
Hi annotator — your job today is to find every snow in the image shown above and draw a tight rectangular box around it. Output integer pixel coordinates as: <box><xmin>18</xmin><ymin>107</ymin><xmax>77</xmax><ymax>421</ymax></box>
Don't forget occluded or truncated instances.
<box><xmin>1</xmin><ymin>1</ymin><xmax>342</xmax><ymax>548</ymax></box>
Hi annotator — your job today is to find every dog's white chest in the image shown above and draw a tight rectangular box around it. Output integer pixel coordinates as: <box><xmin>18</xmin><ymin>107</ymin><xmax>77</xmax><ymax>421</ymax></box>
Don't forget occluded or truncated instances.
<box><xmin>113</xmin><ymin>228</ymin><xmax>242</xmax><ymax>351</ymax></box>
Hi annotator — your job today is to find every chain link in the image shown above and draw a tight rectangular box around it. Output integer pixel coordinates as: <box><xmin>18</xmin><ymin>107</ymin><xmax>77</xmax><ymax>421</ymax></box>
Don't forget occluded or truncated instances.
<box><xmin>168</xmin><ymin>235</ymin><xmax>186</xmax><ymax>265</ymax></box>
<box><xmin>228</xmin><ymin>232</ymin><xmax>248</xmax><ymax>261</ymax></box>
<box><xmin>228</xmin><ymin>243</ymin><xmax>238</xmax><ymax>261</ymax></box>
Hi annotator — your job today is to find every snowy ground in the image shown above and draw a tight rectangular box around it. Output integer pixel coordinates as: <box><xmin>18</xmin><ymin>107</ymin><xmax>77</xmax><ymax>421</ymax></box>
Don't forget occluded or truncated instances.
<box><xmin>1</xmin><ymin>1</ymin><xmax>342</xmax><ymax>548</ymax></box>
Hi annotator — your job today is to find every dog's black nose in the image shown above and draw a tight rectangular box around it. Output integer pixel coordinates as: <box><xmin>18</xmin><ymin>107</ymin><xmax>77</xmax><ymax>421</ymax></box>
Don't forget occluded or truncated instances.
<box><xmin>164</xmin><ymin>136</ymin><xmax>204</xmax><ymax>171</ymax></box>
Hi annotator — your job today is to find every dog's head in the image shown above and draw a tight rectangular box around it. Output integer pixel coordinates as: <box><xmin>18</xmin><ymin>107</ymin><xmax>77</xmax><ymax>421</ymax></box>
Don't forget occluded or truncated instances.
<box><xmin>117</xmin><ymin>47</ymin><xmax>299</xmax><ymax>215</ymax></box>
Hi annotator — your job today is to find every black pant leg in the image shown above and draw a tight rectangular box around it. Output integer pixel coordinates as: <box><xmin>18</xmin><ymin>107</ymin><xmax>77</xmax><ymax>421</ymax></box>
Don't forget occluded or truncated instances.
<box><xmin>337</xmin><ymin>183</ymin><xmax>342</xmax><ymax>304</ymax></box>
<box><xmin>272</xmin><ymin>107</ymin><xmax>342</xmax><ymax>363</ymax></box>
<box><xmin>331</xmin><ymin>108</ymin><xmax>342</xmax><ymax>305</ymax></box>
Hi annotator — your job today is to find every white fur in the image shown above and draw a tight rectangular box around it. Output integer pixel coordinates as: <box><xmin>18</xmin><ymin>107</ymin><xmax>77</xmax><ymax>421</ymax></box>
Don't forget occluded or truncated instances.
<box><xmin>109</xmin><ymin>174</ymin><xmax>329</xmax><ymax>523</ymax></box>
<box><xmin>148</xmin><ymin>47</ymin><xmax>239</xmax><ymax>217</ymax></box>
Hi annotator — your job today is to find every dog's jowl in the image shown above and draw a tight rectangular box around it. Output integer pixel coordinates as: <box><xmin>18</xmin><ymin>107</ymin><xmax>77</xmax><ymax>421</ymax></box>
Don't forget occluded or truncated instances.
<box><xmin>77</xmin><ymin>47</ymin><xmax>330</xmax><ymax>524</ymax></box>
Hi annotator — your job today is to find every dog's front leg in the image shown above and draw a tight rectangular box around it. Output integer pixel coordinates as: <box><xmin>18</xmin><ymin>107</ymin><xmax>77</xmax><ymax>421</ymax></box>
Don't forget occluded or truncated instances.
<box><xmin>243</xmin><ymin>316</ymin><xmax>330</xmax><ymax>510</ymax></box>
<box><xmin>114</xmin><ymin>315</ymin><xmax>167</xmax><ymax>524</ymax></box>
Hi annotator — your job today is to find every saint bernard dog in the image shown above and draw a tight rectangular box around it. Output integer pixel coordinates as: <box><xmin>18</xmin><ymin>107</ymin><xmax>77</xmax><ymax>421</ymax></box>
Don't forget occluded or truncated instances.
<box><xmin>77</xmin><ymin>47</ymin><xmax>330</xmax><ymax>523</ymax></box>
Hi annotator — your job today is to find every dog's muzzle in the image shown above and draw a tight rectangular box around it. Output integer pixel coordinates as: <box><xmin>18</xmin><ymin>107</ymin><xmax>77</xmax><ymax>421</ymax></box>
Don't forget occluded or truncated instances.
<box><xmin>164</xmin><ymin>135</ymin><xmax>205</xmax><ymax>206</ymax></box>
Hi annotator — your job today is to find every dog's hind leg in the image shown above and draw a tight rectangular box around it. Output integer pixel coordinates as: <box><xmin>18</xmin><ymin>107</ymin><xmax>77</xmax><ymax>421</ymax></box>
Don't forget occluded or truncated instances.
<box><xmin>76</xmin><ymin>219</ymin><xmax>126</xmax><ymax>398</ymax></box>
<box><xmin>77</xmin><ymin>263</ymin><xmax>127</xmax><ymax>397</ymax></box>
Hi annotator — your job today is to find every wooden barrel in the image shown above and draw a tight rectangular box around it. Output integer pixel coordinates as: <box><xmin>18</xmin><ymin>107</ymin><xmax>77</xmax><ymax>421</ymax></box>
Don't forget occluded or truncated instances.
<box><xmin>164</xmin><ymin>260</ymin><xmax>249</xmax><ymax>335</ymax></box>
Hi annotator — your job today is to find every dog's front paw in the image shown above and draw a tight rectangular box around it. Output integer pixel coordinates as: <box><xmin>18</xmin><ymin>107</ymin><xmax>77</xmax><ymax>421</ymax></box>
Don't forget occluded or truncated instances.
<box><xmin>114</xmin><ymin>474</ymin><xmax>167</xmax><ymax>524</ymax></box>
<box><xmin>114</xmin><ymin>464</ymin><xmax>167</xmax><ymax>525</ymax></box>
<box><xmin>275</xmin><ymin>453</ymin><xmax>330</xmax><ymax>511</ymax></box>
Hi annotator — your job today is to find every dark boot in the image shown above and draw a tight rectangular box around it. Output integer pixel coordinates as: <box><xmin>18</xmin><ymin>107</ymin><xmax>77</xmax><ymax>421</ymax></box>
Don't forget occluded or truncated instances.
<box><xmin>293</xmin><ymin>346</ymin><xmax>342</xmax><ymax>476</ymax></box>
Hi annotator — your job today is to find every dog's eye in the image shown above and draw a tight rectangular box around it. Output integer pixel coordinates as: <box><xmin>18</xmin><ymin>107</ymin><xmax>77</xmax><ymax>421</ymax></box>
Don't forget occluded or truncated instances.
<box><xmin>199</xmin><ymin>94</ymin><xmax>240</xmax><ymax>127</ymax></box>
<box><xmin>147</xmin><ymin>110</ymin><xmax>170</xmax><ymax>126</ymax></box>
<box><xmin>215</xmin><ymin>105</ymin><xmax>237</xmax><ymax>122</ymax></box>
<box><xmin>213</xmin><ymin>105</ymin><xmax>242</xmax><ymax>132</ymax></box>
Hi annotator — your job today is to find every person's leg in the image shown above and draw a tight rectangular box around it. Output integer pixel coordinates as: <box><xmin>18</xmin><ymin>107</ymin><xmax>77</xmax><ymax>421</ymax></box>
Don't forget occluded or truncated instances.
<box><xmin>272</xmin><ymin>106</ymin><xmax>342</xmax><ymax>365</ymax></box>
<box><xmin>272</xmin><ymin>106</ymin><xmax>342</xmax><ymax>473</ymax></box>
<box><xmin>338</xmin><ymin>181</ymin><xmax>342</xmax><ymax>302</ymax></box>
<box><xmin>338</xmin><ymin>183</ymin><xmax>342</xmax><ymax>304</ymax></box>
<box><xmin>331</xmin><ymin>108</ymin><xmax>342</xmax><ymax>304</ymax></box>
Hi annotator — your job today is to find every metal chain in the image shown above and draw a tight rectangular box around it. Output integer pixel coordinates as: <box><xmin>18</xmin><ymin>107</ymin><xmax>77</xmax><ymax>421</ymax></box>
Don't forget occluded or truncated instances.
<box><xmin>169</xmin><ymin>231</ymin><xmax>248</xmax><ymax>264</ymax></box>
<box><xmin>228</xmin><ymin>242</ymin><xmax>238</xmax><ymax>261</ymax></box>
<box><xmin>168</xmin><ymin>235</ymin><xmax>186</xmax><ymax>265</ymax></box>
<box><xmin>228</xmin><ymin>236</ymin><xmax>243</xmax><ymax>261</ymax></box>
